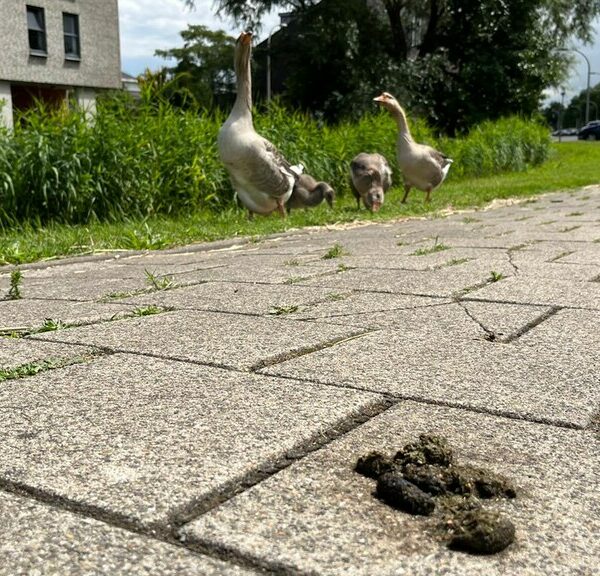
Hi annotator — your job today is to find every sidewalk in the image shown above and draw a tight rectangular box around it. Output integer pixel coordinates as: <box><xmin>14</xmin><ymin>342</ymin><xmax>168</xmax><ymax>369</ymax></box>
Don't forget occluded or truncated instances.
<box><xmin>0</xmin><ymin>187</ymin><xmax>598</xmax><ymax>575</ymax></box>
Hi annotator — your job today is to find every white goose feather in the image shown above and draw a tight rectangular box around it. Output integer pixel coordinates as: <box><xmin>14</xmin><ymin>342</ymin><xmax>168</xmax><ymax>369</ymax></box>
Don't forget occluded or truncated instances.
<box><xmin>218</xmin><ymin>32</ymin><xmax>302</xmax><ymax>216</ymax></box>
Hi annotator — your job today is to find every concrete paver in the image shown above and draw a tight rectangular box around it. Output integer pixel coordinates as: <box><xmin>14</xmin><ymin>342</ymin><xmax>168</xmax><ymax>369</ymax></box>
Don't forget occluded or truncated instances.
<box><xmin>33</xmin><ymin>309</ymin><xmax>368</xmax><ymax>370</ymax></box>
<box><xmin>0</xmin><ymin>338</ymin><xmax>99</xmax><ymax>370</ymax></box>
<box><xmin>0</xmin><ymin>353</ymin><xmax>383</xmax><ymax>533</ymax></box>
<box><xmin>0</xmin><ymin>187</ymin><xmax>599</xmax><ymax>574</ymax></box>
<box><xmin>0</xmin><ymin>491</ymin><xmax>257</xmax><ymax>576</ymax></box>
<box><xmin>180</xmin><ymin>401</ymin><xmax>599</xmax><ymax>576</ymax></box>
<box><xmin>0</xmin><ymin>298</ymin><xmax>135</xmax><ymax>331</ymax></box>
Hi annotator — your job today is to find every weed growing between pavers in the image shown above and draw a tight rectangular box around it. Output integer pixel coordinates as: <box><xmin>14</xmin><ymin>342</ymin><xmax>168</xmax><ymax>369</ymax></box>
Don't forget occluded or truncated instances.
<box><xmin>144</xmin><ymin>268</ymin><xmax>177</xmax><ymax>291</ymax></box>
<box><xmin>0</xmin><ymin>353</ymin><xmax>102</xmax><ymax>382</ymax></box>
<box><xmin>411</xmin><ymin>237</ymin><xmax>450</xmax><ymax>256</ymax></box>
<box><xmin>5</xmin><ymin>269</ymin><xmax>22</xmax><ymax>300</ymax></box>
<box><xmin>269</xmin><ymin>305</ymin><xmax>299</xmax><ymax>315</ymax></box>
<box><xmin>1</xmin><ymin>318</ymin><xmax>72</xmax><ymax>338</ymax></box>
<box><xmin>488</xmin><ymin>271</ymin><xmax>504</xmax><ymax>282</ymax></box>
<box><xmin>355</xmin><ymin>434</ymin><xmax>517</xmax><ymax>555</ymax></box>
<box><xmin>322</xmin><ymin>243</ymin><xmax>348</xmax><ymax>260</ymax></box>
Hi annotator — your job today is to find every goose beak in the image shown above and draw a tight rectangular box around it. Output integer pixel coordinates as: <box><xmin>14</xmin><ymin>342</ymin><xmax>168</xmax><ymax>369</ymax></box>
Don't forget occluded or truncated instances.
<box><xmin>371</xmin><ymin>201</ymin><xmax>381</xmax><ymax>212</ymax></box>
<box><xmin>239</xmin><ymin>31</ymin><xmax>252</xmax><ymax>46</ymax></box>
<box><xmin>373</xmin><ymin>94</ymin><xmax>385</xmax><ymax>103</ymax></box>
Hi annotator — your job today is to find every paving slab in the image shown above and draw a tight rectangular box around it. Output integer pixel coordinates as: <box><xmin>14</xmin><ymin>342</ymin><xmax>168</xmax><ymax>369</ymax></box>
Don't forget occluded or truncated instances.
<box><xmin>260</xmin><ymin>310</ymin><xmax>599</xmax><ymax>427</ymax></box>
<box><xmin>13</xmin><ymin>275</ymin><xmax>154</xmax><ymax>302</ymax></box>
<box><xmin>293</xmin><ymin>291</ymin><xmax>451</xmax><ymax>323</ymax></box>
<box><xmin>0</xmin><ymin>299</ymin><xmax>135</xmax><ymax>332</ymax></box>
<box><xmin>301</xmin><ymin>260</ymin><xmax>515</xmax><ymax>298</ymax></box>
<box><xmin>306</xmin><ymin>246</ymin><xmax>509</xmax><ymax>273</ymax></box>
<box><xmin>0</xmin><ymin>491</ymin><xmax>256</xmax><ymax>576</ymax></box>
<box><xmin>463</xmin><ymin>275</ymin><xmax>600</xmax><ymax>309</ymax></box>
<box><xmin>507</xmin><ymin>258</ymin><xmax>599</xmax><ymax>282</ymax></box>
<box><xmin>180</xmin><ymin>401</ymin><xmax>600</xmax><ymax>576</ymax></box>
<box><xmin>460</xmin><ymin>301</ymin><xmax>553</xmax><ymax>340</ymax></box>
<box><xmin>121</xmin><ymin>281</ymin><xmax>353</xmax><ymax>316</ymax></box>
<box><xmin>33</xmin><ymin>309</ymin><xmax>367</xmax><ymax>371</ymax></box>
<box><xmin>0</xmin><ymin>338</ymin><xmax>98</xmax><ymax>371</ymax></box>
<box><xmin>306</xmin><ymin>300</ymin><xmax>484</xmax><ymax>335</ymax></box>
<box><xmin>0</xmin><ymin>353</ymin><xmax>384</xmax><ymax>533</ymax></box>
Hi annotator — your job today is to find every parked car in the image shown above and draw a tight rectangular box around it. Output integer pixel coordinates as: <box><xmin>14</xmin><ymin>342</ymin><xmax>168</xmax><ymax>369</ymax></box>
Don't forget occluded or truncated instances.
<box><xmin>552</xmin><ymin>127</ymin><xmax>578</xmax><ymax>136</ymax></box>
<box><xmin>577</xmin><ymin>122</ymin><xmax>600</xmax><ymax>140</ymax></box>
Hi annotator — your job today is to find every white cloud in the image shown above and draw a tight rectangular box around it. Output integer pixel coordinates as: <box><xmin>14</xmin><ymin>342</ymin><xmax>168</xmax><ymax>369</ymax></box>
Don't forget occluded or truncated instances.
<box><xmin>119</xmin><ymin>0</ymin><xmax>278</xmax><ymax>74</ymax></box>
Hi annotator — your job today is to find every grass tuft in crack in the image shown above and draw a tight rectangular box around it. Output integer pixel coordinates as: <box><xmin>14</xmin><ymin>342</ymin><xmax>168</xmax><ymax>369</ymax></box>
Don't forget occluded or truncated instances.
<box><xmin>0</xmin><ymin>353</ymin><xmax>101</xmax><ymax>382</ymax></box>
<box><xmin>144</xmin><ymin>269</ymin><xmax>177</xmax><ymax>291</ymax></box>
<box><xmin>326</xmin><ymin>292</ymin><xmax>350</xmax><ymax>302</ymax></box>
<box><xmin>411</xmin><ymin>236</ymin><xmax>450</xmax><ymax>256</ymax></box>
<box><xmin>489</xmin><ymin>271</ymin><xmax>504</xmax><ymax>282</ymax></box>
<box><xmin>36</xmin><ymin>318</ymin><xmax>70</xmax><ymax>333</ymax></box>
<box><xmin>322</xmin><ymin>243</ymin><xmax>348</xmax><ymax>259</ymax></box>
<box><xmin>130</xmin><ymin>305</ymin><xmax>170</xmax><ymax>317</ymax></box>
<box><xmin>283</xmin><ymin>276</ymin><xmax>306</xmax><ymax>285</ymax></box>
<box><xmin>7</xmin><ymin>269</ymin><xmax>23</xmax><ymax>300</ymax></box>
<box><xmin>269</xmin><ymin>304</ymin><xmax>299</xmax><ymax>315</ymax></box>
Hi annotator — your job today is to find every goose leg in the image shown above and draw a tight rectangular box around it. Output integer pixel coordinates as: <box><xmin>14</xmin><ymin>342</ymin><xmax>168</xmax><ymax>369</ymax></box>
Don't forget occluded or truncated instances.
<box><xmin>277</xmin><ymin>198</ymin><xmax>287</xmax><ymax>218</ymax></box>
<box><xmin>248</xmin><ymin>210</ymin><xmax>255</xmax><ymax>220</ymax></box>
<box><xmin>425</xmin><ymin>187</ymin><xmax>432</xmax><ymax>203</ymax></box>
<box><xmin>401</xmin><ymin>184</ymin><xmax>411</xmax><ymax>204</ymax></box>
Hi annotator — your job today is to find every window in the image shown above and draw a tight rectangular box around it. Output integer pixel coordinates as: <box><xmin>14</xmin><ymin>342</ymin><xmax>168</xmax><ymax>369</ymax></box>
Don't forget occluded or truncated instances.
<box><xmin>26</xmin><ymin>5</ymin><xmax>47</xmax><ymax>55</ymax></box>
<box><xmin>63</xmin><ymin>13</ymin><xmax>81</xmax><ymax>60</ymax></box>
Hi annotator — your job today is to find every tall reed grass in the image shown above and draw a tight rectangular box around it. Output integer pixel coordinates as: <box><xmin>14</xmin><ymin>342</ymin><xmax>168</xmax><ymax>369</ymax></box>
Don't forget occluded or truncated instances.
<box><xmin>0</xmin><ymin>95</ymin><xmax>550</xmax><ymax>227</ymax></box>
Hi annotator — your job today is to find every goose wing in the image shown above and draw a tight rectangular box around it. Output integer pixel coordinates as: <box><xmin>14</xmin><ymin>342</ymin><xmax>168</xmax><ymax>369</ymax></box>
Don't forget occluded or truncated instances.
<box><xmin>241</xmin><ymin>137</ymin><xmax>302</xmax><ymax>199</ymax></box>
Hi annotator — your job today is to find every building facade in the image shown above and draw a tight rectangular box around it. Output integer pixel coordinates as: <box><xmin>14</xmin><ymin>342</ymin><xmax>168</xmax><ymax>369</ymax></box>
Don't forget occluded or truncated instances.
<box><xmin>0</xmin><ymin>0</ymin><xmax>121</xmax><ymax>128</ymax></box>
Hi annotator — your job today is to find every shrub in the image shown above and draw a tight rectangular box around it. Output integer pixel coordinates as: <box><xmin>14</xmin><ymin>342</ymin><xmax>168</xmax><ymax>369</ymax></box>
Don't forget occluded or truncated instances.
<box><xmin>0</xmin><ymin>96</ymin><xmax>550</xmax><ymax>228</ymax></box>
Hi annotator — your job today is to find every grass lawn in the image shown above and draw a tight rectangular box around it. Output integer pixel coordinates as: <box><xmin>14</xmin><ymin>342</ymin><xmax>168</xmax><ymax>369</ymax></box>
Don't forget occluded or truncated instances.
<box><xmin>1</xmin><ymin>141</ymin><xmax>599</xmax><ymax>267</ymax></box>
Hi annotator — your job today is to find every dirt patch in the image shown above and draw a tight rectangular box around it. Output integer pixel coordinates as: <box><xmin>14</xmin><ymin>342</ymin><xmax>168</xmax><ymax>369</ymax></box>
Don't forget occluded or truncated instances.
<box><xmin>355</xmin><ymin>433</ymin><xmax>517</xmax><ymax>555</ymax></box>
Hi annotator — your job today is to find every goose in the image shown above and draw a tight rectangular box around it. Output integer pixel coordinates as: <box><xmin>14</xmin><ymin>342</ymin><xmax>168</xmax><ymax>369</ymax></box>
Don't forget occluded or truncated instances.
<box><xmin>287</xmin><ymin>174</ymin><xmax>335</xmax><ymax>213</ymax></box>
<box><xmin>349</xmin><ymin>152</ymin><xmax>392</xmax><ymax>212</ymax></box>
<box><xmin>218</xmin><ymin>31</ymin><xmax>303</xmax><ymax>217</ymax></box>
<box><xmin>373</xmin><ymin>92</ymin><xmax>452</xmax><ymax>203</ymax></box>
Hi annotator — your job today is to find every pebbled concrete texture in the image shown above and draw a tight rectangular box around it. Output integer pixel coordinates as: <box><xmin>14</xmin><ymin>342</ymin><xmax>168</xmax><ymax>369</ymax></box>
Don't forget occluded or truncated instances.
<box><xmin>33</xmin><ymin>309</ymin><xmax>368</xmax><ymax>371</ymax></box>
<box><xmin>260</xmin><ymin>315</ymin><xmax>600</xmax><ymax>428</ymax></box>
<box><xmin>180</xmin><ymin>401</ymin><xmax>600</xmax><ymax>576</ymax></box>
<box><xmin>0</xmin><ymin>187</ymin><xmax>599</xmax><ymax>574</ymax></box>
<box><xmin>0</xmin><ymin>491</ymin><xmax>257</xmax><ymax>576</ymax></box>
<box><xmin>0</xmin><ymin>298</ymin><xmax>137</xmax><ymax>331</ymax></box>
<box><xmin>0</xmin><ymin>353</ymin><xmax>383</xmax><ymax>533</ymax></box>
<box><xmin>0</xmin><ymin>338</ymin><xmax>99</xmax><ymax>370</ymax></box>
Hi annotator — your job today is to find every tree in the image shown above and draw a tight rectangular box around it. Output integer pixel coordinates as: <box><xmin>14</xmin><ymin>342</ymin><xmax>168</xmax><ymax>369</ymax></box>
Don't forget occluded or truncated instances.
<box><xmin>154</xmin><ymin>25</ymin><xmax>236</xmax><ymax>109</ymax></box>
<box><xmin>182</xmin><ymin>0</ymin><xmax>600</xmax><ymax>131</ymax></box>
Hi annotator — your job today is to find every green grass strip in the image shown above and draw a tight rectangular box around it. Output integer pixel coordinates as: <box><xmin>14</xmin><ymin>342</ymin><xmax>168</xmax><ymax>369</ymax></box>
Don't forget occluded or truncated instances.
<box><xmin>0</xmin><ymin>142</ymin><xmax>599</xmax><ymax>267</ymax></box>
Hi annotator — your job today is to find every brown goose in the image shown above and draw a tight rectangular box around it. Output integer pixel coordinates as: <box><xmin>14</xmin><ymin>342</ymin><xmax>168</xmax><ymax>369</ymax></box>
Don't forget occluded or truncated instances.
<box><xmin>374</xmin><ymin>92</ymin><xmax>452</xmax><ymax>203</ymax></box>
<box><xmin>287</xmin><ymin>174</ymin><xmax>335</xmax><ymax>213</ymax></box>
<box><xmin>218</xmin><ymin>31</ymin><xmax>302</xmax><ymax>217</ymax></box>
<box><xmin>349</xmin><ymin>152</ymin><xmax>392</xmax><ymax>212</ymax></box>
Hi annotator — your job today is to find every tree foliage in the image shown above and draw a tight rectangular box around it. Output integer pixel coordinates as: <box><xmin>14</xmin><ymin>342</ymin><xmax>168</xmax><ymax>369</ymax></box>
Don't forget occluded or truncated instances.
<box><xmin>154</xmin><ymin>25</ymin><xmax>236</xmax><ymax>109</ymax></box>
<box><xmin>181</xmin><ymin>0</ymin><xmax>600</xmax><ymax>132</ymax></box>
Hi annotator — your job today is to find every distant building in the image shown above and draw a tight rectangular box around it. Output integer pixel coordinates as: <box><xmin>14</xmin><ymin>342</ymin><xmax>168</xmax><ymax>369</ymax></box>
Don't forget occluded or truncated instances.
<box><xmin>0</xmin><ymin>0</ymin><xmax>121</xmax><ymax>128</ymax></box>
<box><xmin>121</xmin><ymin>71</ymin><xmax>141</xmax><ymax>99</ymax></box>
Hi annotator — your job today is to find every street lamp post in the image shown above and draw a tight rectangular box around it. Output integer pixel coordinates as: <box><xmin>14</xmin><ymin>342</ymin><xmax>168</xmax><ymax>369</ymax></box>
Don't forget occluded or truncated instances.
<box><xmin>560</xmin><ymin>48</ymin><xmax>592</xmax><ymax>125</ymax></box>
<box><xmin>266</xmin><ymin>14</ymin><xmax>292</xmax><ymax>103</ymax></box>
<box><xmin>559</xmin><ymin>88</ymin><xmax>565</xmax><ymax>143</ymax></box>
<box><xmin>266</xmin><ymin>25</ymin><xmax>279</xmax><ymax>103</ymax></box>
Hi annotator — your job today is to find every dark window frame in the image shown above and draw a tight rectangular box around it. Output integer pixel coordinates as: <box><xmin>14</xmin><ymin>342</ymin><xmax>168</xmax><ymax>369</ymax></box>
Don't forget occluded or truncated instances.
<box><xmin>26</xmin><ymin>5</ymin><xmax>47</xmax><ymax>57</ymax></box>
<box><xmin>63</xmin><ymin>12</ymin><xmax>81</xmax><ymax>61</ymax></box>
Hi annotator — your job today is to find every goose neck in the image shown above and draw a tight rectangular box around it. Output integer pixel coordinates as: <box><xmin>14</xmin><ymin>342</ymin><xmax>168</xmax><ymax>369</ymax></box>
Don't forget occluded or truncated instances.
<box><xmin>392</xmin><ymin>105</ymin><xmax>413</xmax><ymax>142</ymax></box>
<box><xmin>232</xmin><ymin>46</ymin><xmax>253</xmax><ymax>120</ymax></box>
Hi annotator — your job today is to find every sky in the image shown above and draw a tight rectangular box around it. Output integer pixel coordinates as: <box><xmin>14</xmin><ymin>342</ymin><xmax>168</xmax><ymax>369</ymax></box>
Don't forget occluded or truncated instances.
<box><xmin>118</xmin><ymin>0</ymin><xmax>278</xmax><ymax>76</ymax></box>
<box><xmin>119</xmin><ymin>0</ymin><xmax>600</xmax><ymax>108</ymax></box>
